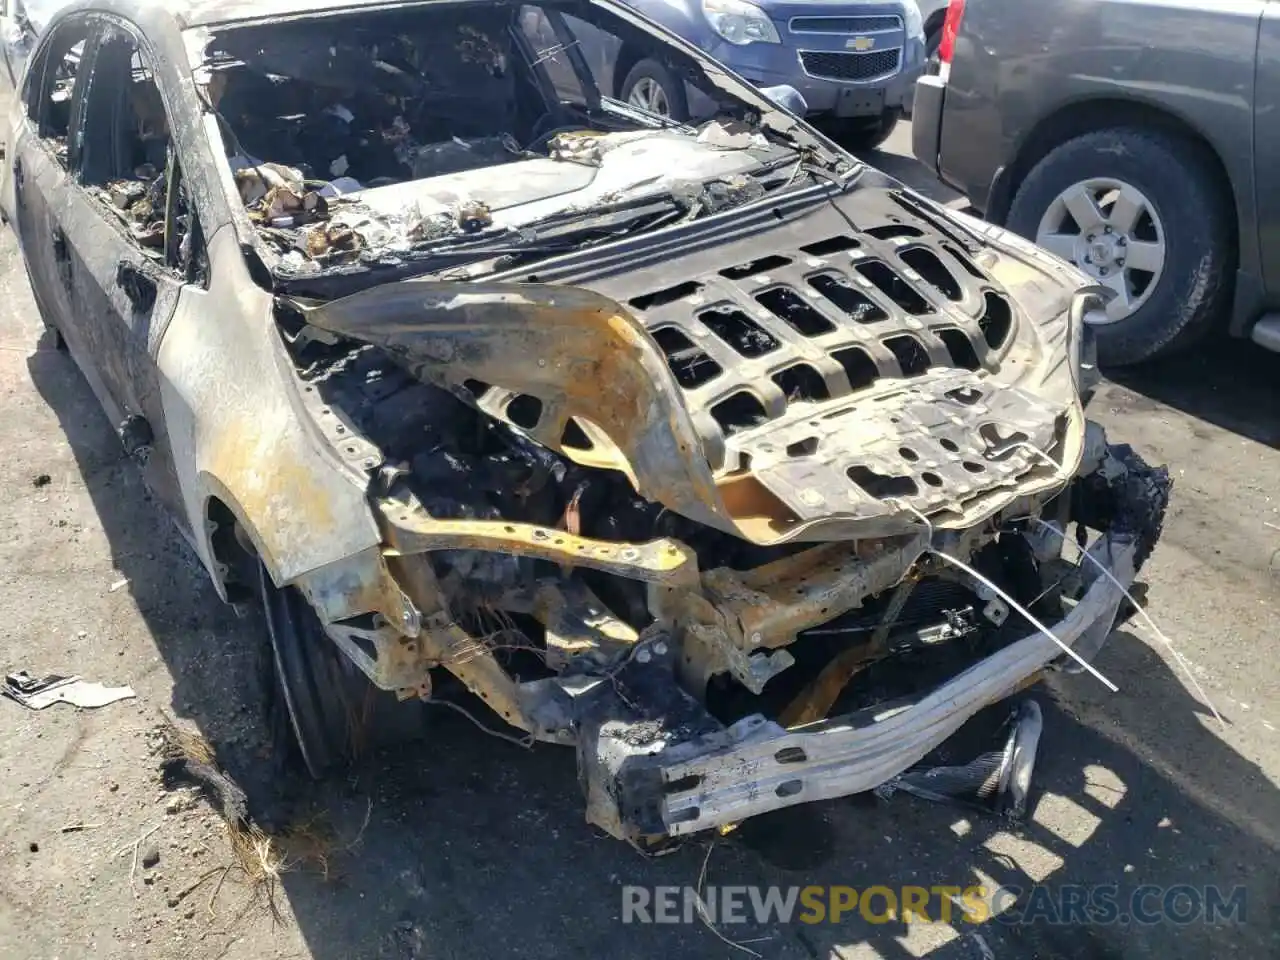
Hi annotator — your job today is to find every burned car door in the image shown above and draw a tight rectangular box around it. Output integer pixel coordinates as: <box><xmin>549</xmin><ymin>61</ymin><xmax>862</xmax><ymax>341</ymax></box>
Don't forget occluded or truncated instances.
<box><xmin>7</xmin><ymin>15</ymin><xmax>92</xmax><ymax>350</ymax></box>
<box><xmin>46</xmin><ymin>22</ymin><xmax>191</xmax><ymax>521</ymax></box>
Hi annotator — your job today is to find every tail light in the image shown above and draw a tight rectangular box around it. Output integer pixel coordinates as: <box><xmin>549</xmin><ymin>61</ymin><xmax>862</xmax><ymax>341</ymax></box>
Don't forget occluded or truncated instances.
<box><xmin>938</xmin><ymin>0</ymin><xmax>966</xmax><ymax>65</ymax></box>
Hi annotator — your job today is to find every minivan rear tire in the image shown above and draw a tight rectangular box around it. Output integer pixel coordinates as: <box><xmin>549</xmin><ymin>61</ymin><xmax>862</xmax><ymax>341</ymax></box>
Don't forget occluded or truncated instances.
<box><xmin>1007</xmin><ymin>127</ymin><xmax>1234</xmax><ymax>366</ymax></box>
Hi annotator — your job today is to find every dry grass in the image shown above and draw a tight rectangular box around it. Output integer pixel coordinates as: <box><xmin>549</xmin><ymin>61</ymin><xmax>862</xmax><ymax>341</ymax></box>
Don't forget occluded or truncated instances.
<box><xmin>158</xmin><ymin>715</ymin><xmax>371</xmax><ymax>925</ymax></box>
<box><xmin>228</xmin><ymin>820</ymin><xmax>289</xmax><ymax>921</ymax></box>
<box><xmin>172</xmin><ymin>723</ymin><xmax>216</xmax><ymax>765</ymax></box>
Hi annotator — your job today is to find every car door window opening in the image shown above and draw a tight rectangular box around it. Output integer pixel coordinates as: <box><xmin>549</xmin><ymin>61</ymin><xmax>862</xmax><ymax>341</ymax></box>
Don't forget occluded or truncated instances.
<box><xmin>74</xmin><ymin>28</ymin><xmax>199</xmax><ymax>274</ymax></box>
<box><xmin>27</xmin><ymin>20</ymin><xmax>89</xmax><ymax>167</ymax></box>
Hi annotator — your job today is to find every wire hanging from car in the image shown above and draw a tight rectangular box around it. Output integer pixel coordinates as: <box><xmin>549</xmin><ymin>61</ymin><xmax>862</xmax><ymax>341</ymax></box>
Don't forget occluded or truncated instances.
<box><xmin>933</xmin><ymin>549</ymin><xmax>1119</xmax><ymax>693</ymax></box>
<box><xmin>426</xmin><ymin>697</ymin><xmax>535</xmax><ymax>749</ymax></box>
<box><xmin>1002</xmin><ymin>441</ymin><xmax>1221</xmax><ymax>723</ymax></box>
<box><xmin>889</xmin><ymin>499</ymin><xmax>1119</xmax><ymax>692</ymax></box>
<box><xmin>803</xmin><ymin>162</ymin><xmax>863</xmax><ymax>235</ymax></box>
<box><xmin>1029</xmin><ymin>518</ymin><xmax>1224</xmax><ymax>726</ymax></box>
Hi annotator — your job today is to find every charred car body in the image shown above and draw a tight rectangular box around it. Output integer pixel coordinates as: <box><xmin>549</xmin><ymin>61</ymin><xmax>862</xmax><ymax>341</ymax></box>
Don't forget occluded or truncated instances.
<box><xmin>1</xmin><ymin>0</ymin><xmax>1169</xmax><ymax>844</ymax></box>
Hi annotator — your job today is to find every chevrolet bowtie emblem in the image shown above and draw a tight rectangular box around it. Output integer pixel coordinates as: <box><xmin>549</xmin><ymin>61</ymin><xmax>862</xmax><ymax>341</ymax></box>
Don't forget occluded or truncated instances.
<box><xmin>847</xmin><ymin>35</ymin><xmax>876</xmax><ymax>51</ymax></box>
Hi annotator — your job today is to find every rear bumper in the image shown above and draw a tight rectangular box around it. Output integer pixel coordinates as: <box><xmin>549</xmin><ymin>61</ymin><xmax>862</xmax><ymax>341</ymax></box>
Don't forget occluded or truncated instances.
<box><xmin>577</xmin><ymin>440</ymin><xmax>1169</xmax><ymax>841</ymax></box>
<box><xmin>911</xmin><ymin>73</ymin><xmax>946</xmax><ymax>171</ymax></box>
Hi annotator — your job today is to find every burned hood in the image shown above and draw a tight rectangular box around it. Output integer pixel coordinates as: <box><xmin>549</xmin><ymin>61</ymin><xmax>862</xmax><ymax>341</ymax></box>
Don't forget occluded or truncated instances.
<box><xmin>303</xmin><ymin>185</ymin><xmax>1091</xmax><ymax>544</ymax></box>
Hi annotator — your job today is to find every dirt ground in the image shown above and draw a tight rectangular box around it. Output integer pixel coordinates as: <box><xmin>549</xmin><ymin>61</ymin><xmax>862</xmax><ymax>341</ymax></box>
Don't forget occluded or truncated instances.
<box><xmin>1</xmin><ymin>147</ymin><xmax>1278</xmax><ymax>957</ymax></box>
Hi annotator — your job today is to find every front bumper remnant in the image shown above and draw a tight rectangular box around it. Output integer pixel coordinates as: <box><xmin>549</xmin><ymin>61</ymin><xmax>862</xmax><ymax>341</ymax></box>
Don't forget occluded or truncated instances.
<box><xmin>576</xmin><ymin>443</ymin><xmax>1165</xmax><ymax>842</ymax></box>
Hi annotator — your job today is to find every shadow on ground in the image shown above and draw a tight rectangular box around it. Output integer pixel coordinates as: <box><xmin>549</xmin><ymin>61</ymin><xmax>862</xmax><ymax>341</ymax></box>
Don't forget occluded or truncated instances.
<box><xmin>861</xmin><ymin>147</ymin><xmax>963</xmax><ymax>206</ymax></box>
<box><xmin>1103</xmin><ymin>340</ymin><xmax>1279</xmax><ymax>450</ymax></box>
<box><xmin>26</xmin><ymin>339</ymin><xmax>1278</xmax><ymax>960</ymax></box>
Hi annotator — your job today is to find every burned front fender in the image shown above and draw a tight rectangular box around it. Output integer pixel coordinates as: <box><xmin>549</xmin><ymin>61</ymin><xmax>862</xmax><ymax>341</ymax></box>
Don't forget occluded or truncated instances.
<box><xmin>158</xmin><ymin>227</ymin><xmax>395</xmax><ymax>621</ymax></box>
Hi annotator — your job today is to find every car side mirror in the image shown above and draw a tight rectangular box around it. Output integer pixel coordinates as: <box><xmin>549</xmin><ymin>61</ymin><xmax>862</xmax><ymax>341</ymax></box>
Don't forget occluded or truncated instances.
<box><xmin>758</xmin><ymin>84</ymin><xmax>807</xmax><ymax>117</ymax></box>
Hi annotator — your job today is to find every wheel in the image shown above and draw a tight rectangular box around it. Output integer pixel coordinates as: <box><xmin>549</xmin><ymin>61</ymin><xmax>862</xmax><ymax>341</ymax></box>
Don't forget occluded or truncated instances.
<box><xmin>831</xmin><ymin>113</ymin><xmax>899</xmax><ymax>154</ymax></box>
<box><xmin>1007</xmin><ymin>128</ymin><xmax>1234</xmax><ymax>366</ymax></box>
<box><xmin>257</xmin><ymin>562</ymin><xmax>425</xmax><ymax>778</ymax></box>
<box><xmin>620</xmin><ymin>58</ymin><xmax>689</xmax><ymax>122</ymax></box>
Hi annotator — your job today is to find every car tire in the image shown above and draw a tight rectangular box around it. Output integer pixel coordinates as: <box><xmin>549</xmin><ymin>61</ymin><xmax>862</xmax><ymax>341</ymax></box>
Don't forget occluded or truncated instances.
<box><xmin>833</xmin><ymin>113</ymin><xmax>899</xmax><ymax>154</ymax></box>
<box><xmin>620</xmin><ymin>58</ymin><xmax>690</xmax><ymax>122</ymax></box>
<box><xmin>1007</xmin><ymin>128</ymin><xmax>1234</xmax><ymax>366</ymax></box>
<box><xmin>257</xmin><ymin>561</ymin><xmax>425</xmax><ymax>779</ymax></box>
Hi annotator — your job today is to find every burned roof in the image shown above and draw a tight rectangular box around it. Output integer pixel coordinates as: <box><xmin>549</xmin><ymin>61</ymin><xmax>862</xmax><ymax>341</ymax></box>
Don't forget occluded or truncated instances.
<box><xmin>30</xmin><ymin>0</ymin><xmax>476</xmax><ymax>32</ymax></box>
<box><xmin>179</xmin><ymin>0</ymin><xmax>483</xmax><ymax>29</ymax></box>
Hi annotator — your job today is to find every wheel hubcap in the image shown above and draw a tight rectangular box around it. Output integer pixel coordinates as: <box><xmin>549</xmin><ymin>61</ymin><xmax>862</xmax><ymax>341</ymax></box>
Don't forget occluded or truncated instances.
<box><xmin>628</xmin><ymin>77</ymin><xmax>670</xmax><ymax>117</ymax></box>
<box><xmin>1035</xmin><ymin>178</ymin><xmax>1166</xmax><ymax>325</ymax></box>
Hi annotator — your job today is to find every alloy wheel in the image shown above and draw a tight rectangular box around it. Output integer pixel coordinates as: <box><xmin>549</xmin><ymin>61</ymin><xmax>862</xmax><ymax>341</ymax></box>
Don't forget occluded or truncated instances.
<box><xmin>1035</xmin><ymin>178</ymin><xmax>1166</xmax><ymax>325</ymax></box>
<box><xmin>627</xmin><ymin>76</ymin><xmax>671</xmax><ymax>117</ymax></box>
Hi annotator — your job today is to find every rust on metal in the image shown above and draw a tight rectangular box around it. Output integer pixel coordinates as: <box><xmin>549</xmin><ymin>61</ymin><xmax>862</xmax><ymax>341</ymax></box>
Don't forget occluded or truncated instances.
<box><xmin>702</xmin><ymin>534</ymin><xmax>928</xmax><ymax>649</ymax></box>
<box><xmin>779</xmin><ymin>641</ymin><xmax>880</xmax><ymax>728</ymax></box>
<box><xmin>378</xmin><ymin>500</ymin><xmax>700</xmax><ymax>588</ymax></box>
<box><xmin>303</xmin><ymin>284</ymin><xmax>732</xmax><ymax>530</ymax></box>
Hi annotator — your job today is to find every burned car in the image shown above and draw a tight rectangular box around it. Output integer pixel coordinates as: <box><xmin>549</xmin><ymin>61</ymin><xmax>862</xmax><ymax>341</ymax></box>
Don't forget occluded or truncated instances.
<box><xmin>1</xmin><ymin>0</ymin><xmax>1168</xmax><ymax>844</ymax></box>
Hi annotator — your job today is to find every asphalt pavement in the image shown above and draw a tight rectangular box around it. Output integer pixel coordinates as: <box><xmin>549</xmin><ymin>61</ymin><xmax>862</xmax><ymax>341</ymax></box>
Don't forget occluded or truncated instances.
<box><xmin>0</xmin><ymin>120</ymin><xmax>1276</xmax><ymax>960</ymax></box>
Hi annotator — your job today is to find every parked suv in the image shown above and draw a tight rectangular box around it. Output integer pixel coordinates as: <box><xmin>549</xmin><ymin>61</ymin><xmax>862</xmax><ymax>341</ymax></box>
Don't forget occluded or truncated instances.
<box><xmin>912</xmin><ymin>0</ymin><xmax>1280</xmax><ymax>364</ymax></box>
<box><xmin>586</xmin><ymin>0</ymin><xmax>928</xmax><ymax>149</ymax></box>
